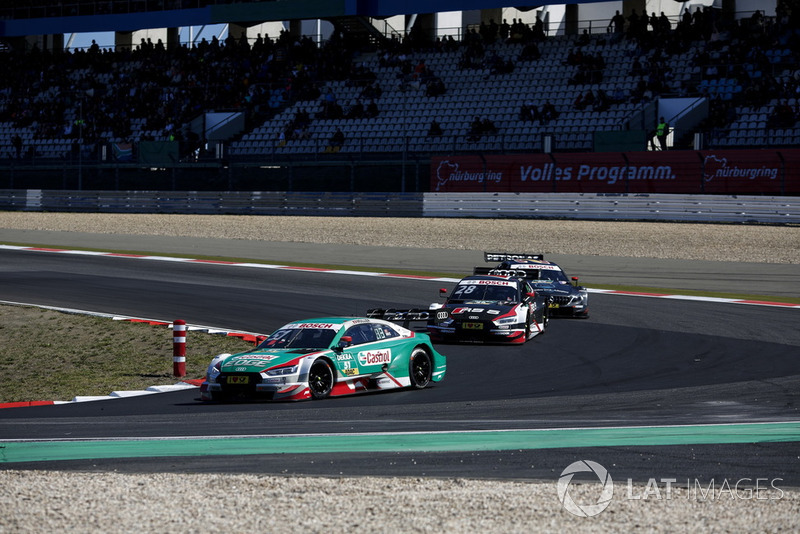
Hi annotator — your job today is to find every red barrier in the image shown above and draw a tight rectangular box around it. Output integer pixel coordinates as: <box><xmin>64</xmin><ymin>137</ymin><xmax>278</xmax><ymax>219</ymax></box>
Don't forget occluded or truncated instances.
<box><xmin>172</xmin><ymin>320</ymin><xmax>186</xmax><ymax>378</ymax></box>
<box><xmin>431</xmin><ymin>149</ymin><xmax>800</xmax><ymax>194</ymax></box>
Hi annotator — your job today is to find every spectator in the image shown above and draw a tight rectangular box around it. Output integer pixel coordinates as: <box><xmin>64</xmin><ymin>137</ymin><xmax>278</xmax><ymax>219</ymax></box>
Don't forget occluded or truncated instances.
<box><xmin>654</xmin><ymin>116</ymin><xmax>669</xmax><ymax>150</ymax></box>
<box><xmin>467</xmin><ymin>116</ymin><xmax>483</xmax><ymax>142</ymax></box>
<box><xmin>425</xmin><ymin>76</ymin><xmax>447</xmax><ymax>97</ymax></box>
<box><xmin>427</xmin><ymin>119</ymin><xmax>443</xmax><ymax>137</ymax></box>
<box><xmin>608</xmin><ymin>10</ymin><xmax>626</xmax><ymax>36</ymax></box>
<box><xmin>540</xmin><ymin>101</ymin><xmax>559</xmax><ymax>123</ymax></box>
<box><xmin>500</xmin><ymin>19</ymin><xmax>511</xmax><ymax>41</ymax></box>
<box><xmin>481</xmin><ymin>117</ymin><xmax>498</xmax><ymax>135</ymax></box>
<box><xmin>519</xmin><ymin>103</ymin><xmax>537</xmax><ymax>122</ymax></box>
<box><xmin>364</xmin><ymin>100</ymin><xmax>379</xmax><ymax>119</ymax></box>
<box><xmin>11</xmin><ymin>134</ymin><xmax>23</xmax><ymax>159</ymax></box>
<box><xmin>627</xmin><ymin>9</ymin><xmax>641</xmax><ymax>39</ymax></box>
<box><xmin>574</xmin><ymin>90</ymin><xmax>595</xmax><ymax>111</ymax></box>
<box><xmin>610</xmin><ymin>85</ymin><xmax>628</xmax><ymax>103</ymax></box>
<box><xmin>360</xmin><ymin>82</ymin><xmax>383</xmax><ymax>100</ymax></box>
<box><xmin>345</xmin><ymin>100</ymin><xmax>364</xmax><ymax>119</ymax></box>
<box><xmin>593</xmin><ymin>89</ymin><xmax>610</xmax><ymax>112</ymax></box>
<box><xmin>519</xmin><ymin>41</ymin><xmax>541</xmax><ymax>61</ymax></box>
<box><xmin>768</xmin><ymin>100</ymin><xmax>796</xmax><ymax>129</ymax></box>
<box><xmin>325</xmin><ymin>128</ymin><xmax>345</xmax><ymax>153</ymax></box>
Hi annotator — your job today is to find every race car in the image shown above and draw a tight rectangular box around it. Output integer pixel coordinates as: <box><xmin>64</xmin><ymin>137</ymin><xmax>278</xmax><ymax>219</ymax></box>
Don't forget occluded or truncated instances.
<box><xmin>482</xmin><ymin>252</ymin><xmax>589</xmax><ymax>318</ymax></box>
<box><xmin>200</xmin><ymin>317</ymin><xmax>446</xmax><ymax>402</ymax></box>
<box><xmin>405</xmin><ymin>273</ymin><xmax>549</xmax><ymax>344</ymax></box>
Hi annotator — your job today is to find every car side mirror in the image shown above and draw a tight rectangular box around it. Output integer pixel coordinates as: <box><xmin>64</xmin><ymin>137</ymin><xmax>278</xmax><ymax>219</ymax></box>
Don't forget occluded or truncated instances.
<box><xmin>333</xmin><ymin>335</ymin><xmax>352</xmax><ymax>353</ymax></box>
<box><xmin>439</xmin><ymin>288</ymin><xmax>448</xmax><ymax>299</ymax></box>
<box><xmin>571</xmin><ymin>276</ymin><xmax>579</xmax><ymax>287</ymax></box>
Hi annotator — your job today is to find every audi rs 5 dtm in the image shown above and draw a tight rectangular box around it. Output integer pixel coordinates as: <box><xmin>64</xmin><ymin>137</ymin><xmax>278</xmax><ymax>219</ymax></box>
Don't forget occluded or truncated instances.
<box><xmin>200</xmin><ymin>317</ymin><xmax>446</xmax><ymax>402</ymax></box>
<box><xmin>370</xmin><ymin>273</ymin><xmax>549</xmax><ymax>345</ymax></box>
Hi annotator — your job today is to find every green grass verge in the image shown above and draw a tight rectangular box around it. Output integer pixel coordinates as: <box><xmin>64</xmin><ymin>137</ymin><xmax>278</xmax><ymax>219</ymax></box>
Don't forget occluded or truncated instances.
<box><xmin>0</xmin><ymin>304</ymin><xmax>254</xmax><ymax>404</ymax></box>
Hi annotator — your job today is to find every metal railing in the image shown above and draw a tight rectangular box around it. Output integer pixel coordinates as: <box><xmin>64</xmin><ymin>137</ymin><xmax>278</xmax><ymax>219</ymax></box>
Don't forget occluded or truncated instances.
<box><xmin>1</xmin><ymin>189</ymin><xmax>796</xmax><ymax>224</ymax></box>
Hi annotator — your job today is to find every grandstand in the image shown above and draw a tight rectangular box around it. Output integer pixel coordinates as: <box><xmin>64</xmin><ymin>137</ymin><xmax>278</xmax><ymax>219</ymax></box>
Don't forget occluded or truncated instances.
<box><xmin>0</xmin><ymin>0</ymin><xmax>798</xmax><ymax>190</ymax></box>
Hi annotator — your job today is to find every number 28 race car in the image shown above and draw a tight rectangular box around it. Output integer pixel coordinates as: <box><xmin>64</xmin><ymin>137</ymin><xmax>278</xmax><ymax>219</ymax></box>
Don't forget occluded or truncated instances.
<box><xmin>482</xmin><ymin>252</ymin><xmax>589</xmax><ymax>318</ymax></box>
<box><xmin>370</xmin><ymin>272</ymin><xmax>549</xmax><ymax>345</ymax></box>
<box><xmin>200</xmin><ymin>317</ymin><xmax>446</xmax><ymax>402</ymax></box>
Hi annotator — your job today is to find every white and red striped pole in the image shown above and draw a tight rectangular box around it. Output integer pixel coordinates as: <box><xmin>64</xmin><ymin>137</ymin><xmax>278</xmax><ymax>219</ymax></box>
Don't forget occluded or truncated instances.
<box><xmin>172</xmin><ymin>320</ymin><xmax>186</xmax><ymax>377</ymax></box>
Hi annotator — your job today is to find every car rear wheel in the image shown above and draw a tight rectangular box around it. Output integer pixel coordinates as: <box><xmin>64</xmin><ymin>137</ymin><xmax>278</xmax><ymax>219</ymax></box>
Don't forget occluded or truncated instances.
<box><xmin>409</xmin><ymin>348</ymin><xmax>432</xmax><ymax>389</ymax></box>
<box><xmin>309</xmin><ymin>359</ymin><xmax>334</xmax><ymax>399</ymax></box>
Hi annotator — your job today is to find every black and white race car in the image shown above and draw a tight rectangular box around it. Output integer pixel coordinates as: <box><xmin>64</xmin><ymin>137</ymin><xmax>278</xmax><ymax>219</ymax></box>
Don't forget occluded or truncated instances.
<box><xmin>369</xmin><ymin>273</ymin><xmax>548</xmax><ymax>345</ymax></box>
<box><xmin>421</xmin><ymin>272</ymin><xmax>549</xmax><ymax>344</ymax></box>
<box><xmin>482</xmin><ymin>252</ymin><xmax>589</xmax><ymax>318</ymax></box>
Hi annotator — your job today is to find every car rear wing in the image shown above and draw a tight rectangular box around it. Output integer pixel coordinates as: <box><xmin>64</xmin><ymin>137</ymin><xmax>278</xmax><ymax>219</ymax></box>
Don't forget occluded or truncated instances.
<box><xmin>473</xmin><ymin>266</ymin><xmax>542</xmax><ymax>280</ymax></box>
<box><xmin>484</xmin><ymin>252</ymin><xmax>544</xmax><ymax>262</ymax></box>
<box><xmin>366</xmin><ymin>308</ymin><xmax>438</xmax><ymax>329</ymax></box>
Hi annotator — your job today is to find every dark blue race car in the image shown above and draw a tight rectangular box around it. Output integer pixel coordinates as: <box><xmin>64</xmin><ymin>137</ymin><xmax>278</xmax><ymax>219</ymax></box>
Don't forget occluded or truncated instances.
<box><xmin>481</xmin><ymin>252</ymin><xmax>589</xmax><ymax>318</ymax></box>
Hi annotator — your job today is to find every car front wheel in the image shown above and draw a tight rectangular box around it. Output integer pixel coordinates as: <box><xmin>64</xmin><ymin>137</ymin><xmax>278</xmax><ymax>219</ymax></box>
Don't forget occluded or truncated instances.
<box><xmin>309</xmin><ymin>359</ymin><xmax>334</xmax><ymax>399</ymax></box>
<box><xmin>409</xmin><ymin>348</ymin><xmax>432</xmax><ymax>389</ymax></box>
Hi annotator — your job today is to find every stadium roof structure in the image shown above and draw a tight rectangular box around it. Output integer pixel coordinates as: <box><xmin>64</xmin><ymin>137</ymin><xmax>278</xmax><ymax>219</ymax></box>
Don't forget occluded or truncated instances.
<box><xmin>0</xmin><ymin>0</ymin><xmax>613</xmax><ymax>38</ymax></box>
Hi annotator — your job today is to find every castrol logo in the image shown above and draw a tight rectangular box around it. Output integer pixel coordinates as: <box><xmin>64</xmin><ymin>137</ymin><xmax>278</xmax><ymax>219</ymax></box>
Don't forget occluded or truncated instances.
<box><xmin>358</xmin><ymin>349</ymin><xmax>391</xmax><ymax>366</ymax></box>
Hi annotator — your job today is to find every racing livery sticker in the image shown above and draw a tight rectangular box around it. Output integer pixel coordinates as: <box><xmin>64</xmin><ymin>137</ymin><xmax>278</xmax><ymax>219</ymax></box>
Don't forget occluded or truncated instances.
<box><xmin>358</xmin><ymin>349</ymin><xmax>392</xmax><ymax>366</ymax></box>
<box><xmin>289</xmin><ymin>323</ymin><xmax>337</xmax><ymax>329</ymax></box>
<box><xmin>224</xmin><ymin>356</ymin><xmax>279</xmax><ymax>368</ymax></box>
<box><xmin>459</xmin><ymin>279</ymin><xmax>514</xmax><ymax>286</ymax></box>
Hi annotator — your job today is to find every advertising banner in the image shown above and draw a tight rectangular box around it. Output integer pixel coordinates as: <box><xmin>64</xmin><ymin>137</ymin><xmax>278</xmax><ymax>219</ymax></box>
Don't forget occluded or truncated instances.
<box><xmin>431</xmin><ymin>149</ymin><xmax>800</xmax><ymax>195</ymax></box>
<box><xmin>700</xmin><ymin>150</ymin><xmax>785</xmax><ymax>194</ymax></box>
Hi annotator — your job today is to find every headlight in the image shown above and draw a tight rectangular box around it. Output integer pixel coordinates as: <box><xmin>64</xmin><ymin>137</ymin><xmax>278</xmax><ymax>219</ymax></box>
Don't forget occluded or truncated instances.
<box><xmin>206</xmin><ymin>354</ymin><xmax>230</xmax><ymax>383</ymax></box>
<box><xmin>494</xmin><ymin>317</ymin><xmax>518</xmax><ymax>325</ymax></box>
<box><xmin>266</xmin><ymin>365</ymin><xmax>298</xmax><ymax>376</ymax></box>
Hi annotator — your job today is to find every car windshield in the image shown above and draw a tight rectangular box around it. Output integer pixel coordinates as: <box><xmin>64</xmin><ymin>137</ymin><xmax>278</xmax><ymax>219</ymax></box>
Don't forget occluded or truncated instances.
<box><xmin>258</xmin><ymin>327</ymin><xmax>337</xmax><ymax>349</ymax></box>
<box><xmin>448</xmin><ymin>283</ymin><xmax>519</xmax><ymax>303</ymax></box>
<box><xmin>534</xmin><ymin>269</ymin><xmax>570</xmax><ymax>283</ymax></box>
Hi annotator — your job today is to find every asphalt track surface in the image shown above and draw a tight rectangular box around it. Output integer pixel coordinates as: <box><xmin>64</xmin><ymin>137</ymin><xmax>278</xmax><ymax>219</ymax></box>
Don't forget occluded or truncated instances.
<box><xmin>0</xmin><ymin>234</ymin><xmax>798</xmax><ymax>485</ymax></box>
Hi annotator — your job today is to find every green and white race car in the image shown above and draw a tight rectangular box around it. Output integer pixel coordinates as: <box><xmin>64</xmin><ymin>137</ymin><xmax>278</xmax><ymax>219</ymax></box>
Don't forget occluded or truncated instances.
<box><xmin>200</xmin><ymin>317</ymin><xmax>446</xmax><ymax>402</ymax></box>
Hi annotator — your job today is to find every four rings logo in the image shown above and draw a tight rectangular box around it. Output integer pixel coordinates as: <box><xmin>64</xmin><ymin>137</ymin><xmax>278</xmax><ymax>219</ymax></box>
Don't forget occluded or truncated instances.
<box><xmin>488</xmin><ymin>268</ymin><xmax>528</xmax><ymax>277</ymax></box>
<box><xmin>557</xmin><ymin>460</ymin><xmax>614</xmax><ymax>517</ymax></box>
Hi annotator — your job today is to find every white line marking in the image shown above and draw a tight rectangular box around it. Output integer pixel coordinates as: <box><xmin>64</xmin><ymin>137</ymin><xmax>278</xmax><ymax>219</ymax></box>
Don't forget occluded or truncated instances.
<box><xmin>1</xmin><ymin>244</ymin><xmax>796</xmax><ymax>309</ymax></box>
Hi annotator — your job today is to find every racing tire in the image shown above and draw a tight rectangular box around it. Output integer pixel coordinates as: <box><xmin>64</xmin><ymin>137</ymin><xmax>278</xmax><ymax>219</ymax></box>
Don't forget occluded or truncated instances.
<box><xmin>309</xmin><ymin>359</ymin><xmax>334</xmax><ymax>400</ymax></box>
<box><xmin>541</xmin><ymin>307</ymin><xmax>549</xmax><ymax>333</ymax></box>
<box><xmin>409</xmin><ymin>348</ymin><xmax>432</xmax><ymax>389</ymax></box>
<box><xmin>524</xmin><ymin>312</ymin><xmax>532</xmax><ymax>341</ymax></box>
